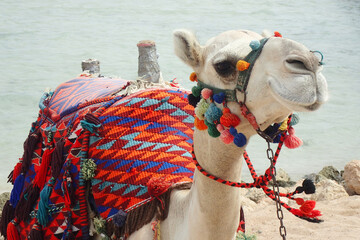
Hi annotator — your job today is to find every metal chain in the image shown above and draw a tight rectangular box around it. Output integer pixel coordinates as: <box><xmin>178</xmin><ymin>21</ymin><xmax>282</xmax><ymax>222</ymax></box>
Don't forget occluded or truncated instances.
<box><xmin>266</xmin><ymin>141</ymin><xmax>287</xmax><ymax>239</ymax></box>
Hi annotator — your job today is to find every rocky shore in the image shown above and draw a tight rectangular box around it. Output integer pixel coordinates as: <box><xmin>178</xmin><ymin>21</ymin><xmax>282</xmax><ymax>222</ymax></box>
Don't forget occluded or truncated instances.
<box><xmin>1</xmin><ymin>160</ymin><xmax>359</xmax><ymax>240</ymax></box>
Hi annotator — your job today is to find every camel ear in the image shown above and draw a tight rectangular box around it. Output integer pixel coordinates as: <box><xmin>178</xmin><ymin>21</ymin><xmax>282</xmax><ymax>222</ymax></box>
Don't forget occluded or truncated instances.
<box><xmin>173</xmin><ymin>29</ymin><xmax>201</xmax><ymax>68</ymax></box>
<box><xmin>261</xmin><ymin>29</ymin><xmax>272</xmax><ymax>38</ymax></box>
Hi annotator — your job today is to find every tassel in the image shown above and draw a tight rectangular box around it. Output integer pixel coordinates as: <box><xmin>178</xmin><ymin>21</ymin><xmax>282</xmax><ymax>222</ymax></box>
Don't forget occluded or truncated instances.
<box><xmin>15</xmin><ymin>185</ymin><xmax>40</xmax><ymax>221</ymax></box>
<box><xmin>9</xmin><ymin>173</ymin><xmax>25</xmax><ymax>208</ymax></box>
<box><xmin>204</xmin><ymin>120</ymin><xmax>220</xmax><ymax>138</ymax></box>
<box><xmin>219</xmin><ymin>129</ymin><xmax>234</xmax><ymax>144</ymax></box>
<box><xmin>284</xmin><ymin>127</ymin><xmax>303</xmax><ymax>149</ymax></box>
<box><xmin>0</xmin><ymin>201</ymin><xmax>15</xmax><ymax>238</ymax></box>
<box><xmin>220</xmin><ymin>108</ymin><xmax>241</xmax><ymax>128</ymax></box>
<box><xmin>37</xmin><ymin>178</ymin><xmax>55</xmax><ymax>226</ymax></box>
<box><xmin>34</xmin><ymin>148</ymin><xmax>54</xmax><ymax>190</ymax></box>
<box><xmin>81</xmin><ymin>158</ymin><xmax>97</xmax><ymax>180</ymax></box>
<box><xmin>28</xmin><ymin>223</ymin><xmax>43</xmax><ymax>240</ymax></box>
<box><xmin>113</xmin><ymin>210</ymin><xmax>127</xmax><ymax>228</ymax></box>
<box><xmin>7</xmin><ymin>219</ymin><xmax>20</xmax><ymax>240</ymax></box>
<box><xmin>51</xmin><ymin>139</ymin><xmax>65</xmax><ymax>180</ymax></box>
<box><xmin>233</xmin><ymin>133</ymin><xmax>247</xmax><ymax>147</ymax></box>
<box><xmin>21</xmin><ymin>131</ymin><xmax>40</xmax><ymax>174</ymax></box>
<box><xmin>9</xmin><ymin>162</ymin><xmax>22</xmax><ymax>184</ymax></box>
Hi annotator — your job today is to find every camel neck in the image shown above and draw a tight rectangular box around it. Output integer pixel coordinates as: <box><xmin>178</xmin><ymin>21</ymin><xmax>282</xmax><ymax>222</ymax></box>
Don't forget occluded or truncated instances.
<box><xmin>186</xmin><ymin>129</ymin><xmax>246</xmax><ymax>239</ymax></box>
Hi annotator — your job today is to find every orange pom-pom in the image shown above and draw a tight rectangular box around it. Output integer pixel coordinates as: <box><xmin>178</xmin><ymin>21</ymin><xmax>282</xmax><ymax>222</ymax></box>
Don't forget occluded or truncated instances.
<box><xmin>194</xmin><ymin>116</ymin><xmax>208</xmax><ymax>130</ymax></box>
<box><xmin>236</xmin><ymin>60</ymin><xmax>250</xmax><ymax>71</ymax></box>
<box><xmin>274</xmin><ymin>31</ymin><xmax>282</xmax><ymax>38</ymax></box>
<box><xmin>189</xmin><ymin>72</ymin><xmax>198</xmax><ymax>82</ymax></box>
<box><xmin>220</xmin><ymin>112</ymin><xmax>241</xmax><ymax>128</ymax></box>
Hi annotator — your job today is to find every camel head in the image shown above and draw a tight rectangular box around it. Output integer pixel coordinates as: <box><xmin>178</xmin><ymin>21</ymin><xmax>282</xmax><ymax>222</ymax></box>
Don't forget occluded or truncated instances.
<box><xmin>174</xmin><ymin>29</ymin><xmax>328</xmax><ymax>133</ymax></box>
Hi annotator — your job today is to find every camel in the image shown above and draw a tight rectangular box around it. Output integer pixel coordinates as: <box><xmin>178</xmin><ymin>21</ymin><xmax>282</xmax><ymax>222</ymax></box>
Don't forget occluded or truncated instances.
<box><xmin>0</xmin><ymin>29</ymin><xmax>327</xmax><ymax>240</ymax></box>
<box><xmin>126</xmin><ymin>29</ymin><xmax>328</xmax><ymax>239</ymax></box>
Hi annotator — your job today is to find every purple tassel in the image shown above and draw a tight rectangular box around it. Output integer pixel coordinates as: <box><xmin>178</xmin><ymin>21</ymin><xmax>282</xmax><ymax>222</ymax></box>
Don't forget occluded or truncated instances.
<box><xmin>10</xmin><ymin>173</ymin><xmax>25</xmax><ymax>207</ymax></box>
<box><xmin>21</xmin><ymin>132</ymin><xmax>40</xmax><ymax>173</ymax></box>
<box><xmin>0</xmin><ymin>200</ymin><xmax>15</xmax><ymax>238</ymax></box>
<box><xmin>15</xmin><ymin>185</ymin><xmax>40</xmax><ymax>221</ymax></box>
<box><xmin>113</xmin><ymin>210</ymin><xmax>127</xmax><ymax>228</ymax></box>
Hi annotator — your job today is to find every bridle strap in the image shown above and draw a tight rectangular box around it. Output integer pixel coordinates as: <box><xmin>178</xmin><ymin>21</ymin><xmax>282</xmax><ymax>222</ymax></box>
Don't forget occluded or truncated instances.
<box><xmin>236</xmin><ymin>38</ymin><xmax>269</xmax><ymax>93</ymax></box>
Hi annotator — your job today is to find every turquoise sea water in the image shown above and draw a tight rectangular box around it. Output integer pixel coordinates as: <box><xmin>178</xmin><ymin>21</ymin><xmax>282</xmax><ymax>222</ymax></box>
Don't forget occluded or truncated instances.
<box><xmin>0</xmin><ymin>0</ymin><xmax>359</xmax><ymax>192</ymax></box>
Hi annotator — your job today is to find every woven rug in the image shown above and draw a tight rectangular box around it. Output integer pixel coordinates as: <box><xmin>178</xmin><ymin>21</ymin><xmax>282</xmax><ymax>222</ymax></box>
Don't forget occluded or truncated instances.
<box><xmin>1</xmin><ymin>77</ymin><xmax>195</xmax><ymax>240</ymax></box>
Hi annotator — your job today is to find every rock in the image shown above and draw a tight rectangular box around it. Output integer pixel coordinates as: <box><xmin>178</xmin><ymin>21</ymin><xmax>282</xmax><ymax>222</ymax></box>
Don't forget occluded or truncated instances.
<box><xmin>0</xmin><ymin>192</ymin><xmax>10</xmax><ymax>210</ymax></box>
<box><xmin>268</xmin><ymin>168</ymin><xmax>296</xmax><ymax>187</ymax></box>
<box><xmin>317</xmin><ymin>166</ymin><xmax>342</xmax><ymax>183</ymax></box>
<box><xmin>245</xmin><ymin>188</ymin><xmax>265</xmax><ymax>203</ymax></box>
<box><xmin>311</xmin><ymin>179</ymin><xmax>348</xmax><ymax>201</ymax></box>
<box><xmin>343</xmin><ymin>160</ymin><xmax>360</xmax><ymax>195</ymax></box>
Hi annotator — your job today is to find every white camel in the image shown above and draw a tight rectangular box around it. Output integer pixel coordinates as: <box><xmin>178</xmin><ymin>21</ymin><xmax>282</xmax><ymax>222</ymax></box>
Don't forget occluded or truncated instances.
<box><xmin>127</xmin><ymin>29</ymin><xmax>328</xmax><ymax>240</ymax></box>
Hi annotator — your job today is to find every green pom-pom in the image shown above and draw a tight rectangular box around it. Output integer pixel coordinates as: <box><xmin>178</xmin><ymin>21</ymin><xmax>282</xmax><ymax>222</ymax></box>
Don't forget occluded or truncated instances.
<box><xmin>195</xmin><ymin>98</ymin><xmax>210</xmax><ymax>120</ymax></box>
<box><xmin>82</xmin><ymin>158</ymin><xmax>97</xmax><ymax>180</ymax></box>
<box><xmin>192</xmin><ymin>86</ymin><xmax>202</xmax><ymax>97</ymax></box>
<box><xmin>205</xmin><ymin>103</ymin><xmax>223</xmax><ymax>123</ymax></box>
<box><xmin>93</xmin><ymin>217</ymin><xmax>109</xmax><ymax>239</ymax></box>
<box><xmin>205</xmin><ymin>120</ymin><xmax>220</xmax><ymax>138</ymax></box>
<box><xmin>290</xmin><ymin>113</ymin><xmax>300</xmax><ymax>126</ymax></box>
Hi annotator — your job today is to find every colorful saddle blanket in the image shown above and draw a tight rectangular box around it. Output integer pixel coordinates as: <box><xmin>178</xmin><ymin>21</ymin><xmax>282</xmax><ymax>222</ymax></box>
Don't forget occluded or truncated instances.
<box><xmin>2</xmin><ymin>77</ymin><xmax>195</xmax><ymax>239</ymax></box>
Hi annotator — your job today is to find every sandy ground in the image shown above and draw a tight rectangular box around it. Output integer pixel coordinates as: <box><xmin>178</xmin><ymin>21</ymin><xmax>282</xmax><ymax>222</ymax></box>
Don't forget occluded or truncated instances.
<box><xmin>245</xmin><ymin>195</ymin><xmax>360</xmax><ymax>240</ymax></box>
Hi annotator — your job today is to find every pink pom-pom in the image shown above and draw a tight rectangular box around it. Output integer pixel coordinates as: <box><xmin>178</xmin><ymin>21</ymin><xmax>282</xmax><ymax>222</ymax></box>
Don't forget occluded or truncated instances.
<box><xmin>216</xmin><ymin>124</ymin><xmax>225</xmax><ymax>132</ymax></box>
<box><xmin>201</xmin><ymin>88</ymin><xmax>213</xmax><ymax>99</ymax></box>
<box><xmin>284</xmin><ymin>127</ymin><xmax>303</xmax><ymax>149</ymax></box>
<box><xmin>220</xmin><ymin>129</ymin><xmax>234</xmax><ymax>144</ymax></box>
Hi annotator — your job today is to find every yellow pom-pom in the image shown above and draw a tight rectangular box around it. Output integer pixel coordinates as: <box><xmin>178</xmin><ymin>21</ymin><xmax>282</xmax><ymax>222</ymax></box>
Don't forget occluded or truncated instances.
<box><xmin>189</xmin><ymin>72</ymin><xmax>198</xmax><ymax>82</ymax></box>
<box><xmin>236</xmin><ymin>60</ymin><xmax>250</xmax><ymax>71</ymax></box>
<box><xmin>278</xmin><ymin>119</ymin><xmax>288</xmax><ymax>131</ymax></box>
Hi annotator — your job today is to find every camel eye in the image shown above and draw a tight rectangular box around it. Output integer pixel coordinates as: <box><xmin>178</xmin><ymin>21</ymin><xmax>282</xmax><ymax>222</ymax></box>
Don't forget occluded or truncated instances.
<box><xmin>214</xmin><ymin>61</ymin><xmax>236</xmax><ymax>77</ymax></box>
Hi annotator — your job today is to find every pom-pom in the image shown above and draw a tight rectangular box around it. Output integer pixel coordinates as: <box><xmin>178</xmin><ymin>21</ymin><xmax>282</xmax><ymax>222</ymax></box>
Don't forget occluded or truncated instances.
<box><xmin>187</xmin><ymin>94</ymin><xmax>201</xmax><ymax>107</ymax></box>
<box><xmin>284</xmin><ymin>127</ymin><xmax>303</xmax><ymax>149</ymax></box>
<box><xmin>300</xmin><ymin>200</ymin><xmax>316</xmax><ymax>214</ymax></box>
<box><xmin>194</xmin><ymin>116</ymin><xmax>208</xmax><ymax>130</ymax></box>
<box><xmin>195</xmin><ymin>98</ymin><xmax>210</xmax><ymax>120</ymax></box>
<box><xmin>278</xmin><ymin>120</ymin><xmax>288</xmax><ymax>131</ymax></box>
<box><xmin>295</xmin><ymin>198</ymin><xmax>305</xmax><ymax>205</ymax></box>
<box><xmin>220</xmin><ymin>111</ymin><xmax>241</xmax><ymax>128</ymax></box>
<box><xmin>213</xmin><ymin>92</ymin><xmax>226</xmax><ymax>104</ymax></box>
<box><xmin>191</xmin><ymin>86</ymin><xmax>202</xmax><ymax>97</ymax></box>
<box><xmin>295</xmin><ymin>179</ymin><xmax>316</xmax><ymax>194</ymax></box>
<box><xmin>236</xmin><ymin>60</ymin><xmax>250</xmax><ymax>71</ymax></box>
<box><xmin>229</xmin><ymin>126</ymin><xmax>238</xmax><ymax>136</ymax></box>
<box><xmin>249</xmin><ymin>40</ymin><xmax>260</xmax><ymax>50</ymax></box>
<box><xmin>205</xmin><ymin>120</ymin><xmax>220</xmax><ymax>138</ymax></box>
<box><xmin>290</xmin><ymin>113</ymin><xmax>300</xmax><ymax>126</ymax></box>
<box><xmin>274</xmin><ymin>31</ymin><xmax>282</xmax><ymax>37</ymax></box>
<box><xmin>205</xmin><ymin>103</ymin><xmax>223</xmax><ymax>123</ymax></box>
<box><xmin>113</xmin><ymin>210</ymin><xmax>127</xmax><ymax>228</ymax></box>
<box><xmin>233</xmin><ymin>133</ymin><xmax>247</xmax><ymax>147</ymax></box>
<box><xmin>220</xmin><ymin>129</ymin><xmax>234</xmax><ymax>144</ymax></box>
<box><xmin>201</xmin><ymin>88</ymin><xmax>213</xmax><ymax>99</ymax></box>
<box><xmin>189</xmin><ymin>72</ymin><xmax>198</xmax><ymax>82</ymax></box>
<box><xmin>216</xmin><ymin>124</ymin><xmax>225</xmax><ymax>132</ymax></box>
<box><xmin>147</xmin><ymin>176</ymin><xmax>172</xmax><ymax>198</ymax></box>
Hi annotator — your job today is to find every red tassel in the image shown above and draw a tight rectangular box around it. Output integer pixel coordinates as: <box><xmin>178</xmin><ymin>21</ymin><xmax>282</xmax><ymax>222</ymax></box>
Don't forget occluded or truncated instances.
<box><xmin>34</xmin><ymin>148</ymin><xmax>54</xmax><ymax>189</ymax></box>
<box><xmin>51</xmin><ymin>139</ymin><xmax>65</xmax><ymax>180</ymax></box>
<box><xmin>284</xmin><ymin>127</ymin><xmax>303</xmax><ymax>149</ymax></box>
<box><xmin>7</xmin><ymin>219</ymin><xmax>20</xmax><ymax>240</ymax></box>
<box><xmin>12</xmin><ymin>162</ymin><xmax>22</xmax><ymax>182</ymax></box>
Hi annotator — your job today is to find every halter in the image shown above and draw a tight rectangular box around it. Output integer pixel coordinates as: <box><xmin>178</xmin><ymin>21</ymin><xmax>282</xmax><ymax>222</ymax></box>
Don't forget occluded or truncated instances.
<box><xmin>188</xmin><ymin>33</ymin><xmax>323</xmax><ymax>237</ymax></box>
